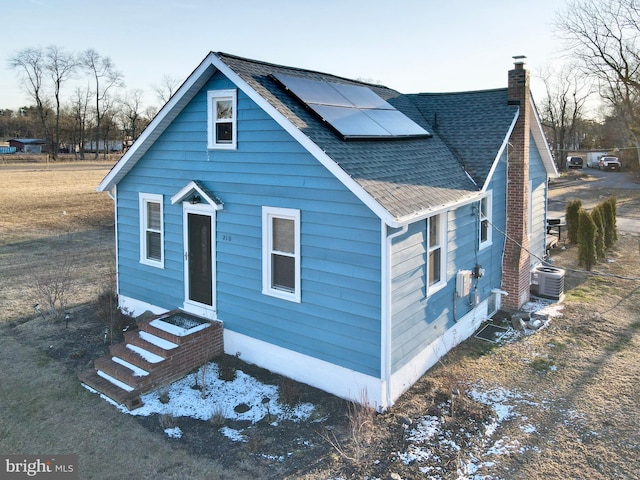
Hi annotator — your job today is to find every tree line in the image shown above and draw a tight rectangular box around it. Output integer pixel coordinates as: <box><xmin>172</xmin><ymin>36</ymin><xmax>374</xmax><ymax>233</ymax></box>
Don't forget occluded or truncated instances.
<box><xmin>540</xmin><ymin>0</ymin><xmax>640</xmax><ymax>169</ymax></box>
<box><xmin>4</xmin><ymin>0</ymin><xmax>640</xmax><ymax>168</ymax></box>
<box><xmin>3</xmin><ymin>46</ymin><xmax>181</xmax><ymax>160</ymax></box>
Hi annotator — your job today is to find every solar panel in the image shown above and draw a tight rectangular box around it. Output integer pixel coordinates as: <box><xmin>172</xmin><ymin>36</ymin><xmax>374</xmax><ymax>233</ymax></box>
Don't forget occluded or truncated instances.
<box><xmin>272</xmin><ymin>74</ymin><xmax>352</xmax><ymax>107</ymax></box>
<box><xmin>310</xmin><ymin>105</ymin><xmax>390</xmax><ymax>138</ymax></box>
<box><xmin>271</xmin><ymin>73</ymin><xmax>430</xmax><ymax>140</ymax></box>
<box><xmin>331</xmin><ymin>82</ymin><xmax>393</xmax><ymax>109</ymax></box>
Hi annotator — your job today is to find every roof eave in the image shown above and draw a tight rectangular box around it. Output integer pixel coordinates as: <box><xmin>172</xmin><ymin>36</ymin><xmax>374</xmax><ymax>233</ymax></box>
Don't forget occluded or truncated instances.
<box><xmin>530</xmin><ymin>96</ymin><xmax>559</xmax><ymax>178</ymax></box>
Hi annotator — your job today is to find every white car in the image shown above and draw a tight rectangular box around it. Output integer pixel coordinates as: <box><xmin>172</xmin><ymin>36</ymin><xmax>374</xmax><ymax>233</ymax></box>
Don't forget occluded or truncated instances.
<box><xmin>598</xmin><ymin>156</ymin><xmax>621</xmax><ymax>171</ymax></box>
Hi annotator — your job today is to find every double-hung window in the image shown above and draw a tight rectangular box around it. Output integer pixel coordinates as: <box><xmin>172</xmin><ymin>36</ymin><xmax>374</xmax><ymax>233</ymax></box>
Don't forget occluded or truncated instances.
<box><xmin>426</xmin><ymin>213</ymin><xmax>446</xmax><ymax>295</ymax></box>
<box><xmin>207</xmin><ymin>89</ymin><xmax>237</xmax><ymax>149</ymax></box>
<box><xmin>479</xmin><ymin>191</ymin><xmax>492</xmax><ymax>249</ymax></box>
<box><xmin>262</xmin><ymin>207</ymin><xmax>300</xmax><ymax>302</ymax></box>
<box><xmin>140</xmin><ymin>193</ymin><xmax>164</xmax><ymax>267</ymax></box>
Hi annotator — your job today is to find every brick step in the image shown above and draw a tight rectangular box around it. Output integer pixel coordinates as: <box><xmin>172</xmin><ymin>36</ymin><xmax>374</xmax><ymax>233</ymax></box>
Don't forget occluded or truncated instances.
<box><xmin>109</xmin><ymin>342</ymin><xmax>158</xmax><ymax>372</ymax></box>
<box><xmin>94</xmin><ymin>357</ymin><xmax>147</xmax><ymax>390</ymax></box>
<box><xmin>139</xmin><ymin>310</ymin><xmax>212</xmax><ymax>345</ymax></box>
<box><xmin>80</xmin><ymin>312</ymin><xmax>224</xmax><ymax>411</ymax></box>
<box><xmin>124</xmin><ymin>330</ymin><xmax>174</xmax><ymax>358</ymax></box>
<box><xmin>78</xmin><ymin>370</ymin><xmax>142</xmax><ymax>410</ymax></box>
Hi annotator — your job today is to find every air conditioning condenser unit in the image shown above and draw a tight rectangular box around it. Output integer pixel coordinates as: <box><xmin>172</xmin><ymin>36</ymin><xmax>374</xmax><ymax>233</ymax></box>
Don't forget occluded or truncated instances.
<box><xmin>530</xmin><ymin>265</ymin><xmax>565</xmax><ymax>301</ymax></box>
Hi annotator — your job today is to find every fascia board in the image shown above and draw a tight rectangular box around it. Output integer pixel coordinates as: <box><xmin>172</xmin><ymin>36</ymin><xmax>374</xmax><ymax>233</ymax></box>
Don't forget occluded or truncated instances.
<box><xmin>530</xmin><ymin>96</ymin><xmax>559</xmax><ymax>178</ymax></box>
<box><xmin>482</xmin><ymin>109</ymin><xmax>519</xmax><ymax>193</ymax></box>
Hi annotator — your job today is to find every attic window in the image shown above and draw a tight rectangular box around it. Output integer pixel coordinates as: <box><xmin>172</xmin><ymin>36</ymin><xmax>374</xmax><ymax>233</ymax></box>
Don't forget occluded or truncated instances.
<box><xmin>207</xmin><ymin>89</ymin><xmax>237</xmax><ymax>149</ymax></box>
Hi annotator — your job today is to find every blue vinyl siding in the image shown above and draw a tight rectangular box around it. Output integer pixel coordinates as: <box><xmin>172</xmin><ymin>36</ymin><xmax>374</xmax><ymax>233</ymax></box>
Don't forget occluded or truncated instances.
<box><xmin>116</xmin><ymin>71</ymin><xmax>382</xmax><ymax>377</ymax></box>
<box><xmin>529</xmin><ymin>134</ymin><xmax>548</xmax><ymax>266</ymax></box>
<box><xmin>389</xmin><ymin>151</ymin><xmax>508</xmax><ymax>373</ymax></box>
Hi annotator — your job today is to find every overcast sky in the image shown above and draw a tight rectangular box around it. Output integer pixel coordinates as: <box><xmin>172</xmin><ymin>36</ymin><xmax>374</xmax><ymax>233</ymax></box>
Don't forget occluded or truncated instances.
<box><xmin>1</xmin><ymin>0</ymin><xmax>570</xmax><ymax>111</ymax></box>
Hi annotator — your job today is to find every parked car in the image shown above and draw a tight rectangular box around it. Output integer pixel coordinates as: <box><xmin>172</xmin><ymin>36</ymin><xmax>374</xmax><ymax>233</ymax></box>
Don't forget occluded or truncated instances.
<box><xmin>598</xmin><ymin>156</ymin><xmax>621</xmax><ymax>171</ymax></box>
<box><xmin>567</xmin><ymin>156</ymin><xmax>584</xmax><ymax>169</ymax></box>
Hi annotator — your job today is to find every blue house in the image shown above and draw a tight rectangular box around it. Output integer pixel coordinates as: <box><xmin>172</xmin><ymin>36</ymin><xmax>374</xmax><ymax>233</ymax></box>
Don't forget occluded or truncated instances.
<box><xmin>97</xmin><ymin>52</ymin><xmax>557</xmax><ymax>409</ymax></box>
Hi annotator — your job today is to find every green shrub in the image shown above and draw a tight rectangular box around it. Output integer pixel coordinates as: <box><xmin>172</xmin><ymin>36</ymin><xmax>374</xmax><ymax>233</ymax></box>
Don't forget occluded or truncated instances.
<box><xmin>602</xmin><ymin>196</ymin><xmax>618</xmax><ymax>247</ymax></box>
<box><xmin>577</xmin><ymin>208</ymin><xmax>597</xmax><ymax>271</ymax></box>
<box><xmin>590</xmin><ymin>205</ymin><xmax>606</xmax><ymax>259</ymax></box>
<box><xmin>565</xmin><ymin>199</ymin><xmax>582</xmax><ymax>244</ymax></box>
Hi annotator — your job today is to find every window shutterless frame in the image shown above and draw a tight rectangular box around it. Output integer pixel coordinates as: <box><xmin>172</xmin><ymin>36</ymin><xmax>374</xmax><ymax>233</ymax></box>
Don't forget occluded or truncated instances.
<box><xmin>426</xmin><ymin>212</ymin><xmax>447</xmax><ymax>296</ymax></box>
<box><xmin>207</xmin><ymin>89</ymin><xmax>237</xmax><ymax>150</ymax></box>
<box><xmin>262</xmin><ymin>206</ymin><xmax>300</xmax><ymax>302</ymax></box>
<box><xmin>479</xmin><ymin>191</ymin><xmax>493</xmax><ymax>249</ymax></box>
<box><xmin>139</xmin><ymin>192</ymin><xmax>164</xmax><ymax>268</ymax></box>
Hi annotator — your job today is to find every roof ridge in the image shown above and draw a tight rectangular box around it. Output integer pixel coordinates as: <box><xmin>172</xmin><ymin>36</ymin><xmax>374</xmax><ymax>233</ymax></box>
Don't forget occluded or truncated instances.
<box><xmin>214</xmin><ymin>51</ymin><xmax>392</xmax><ymax>90</ymax></box>
<box><xmin>411</xmin><ymin>88</ymin><xmax>507</xmax><ymax>97</ymax></box>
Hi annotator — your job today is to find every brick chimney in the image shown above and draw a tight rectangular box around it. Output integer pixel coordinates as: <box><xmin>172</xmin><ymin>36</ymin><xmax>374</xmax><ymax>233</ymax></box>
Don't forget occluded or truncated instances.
<box><xmin>502</xmin><ymin>56</ymin><xmax>531</xmax><ymax>310</ymax></box>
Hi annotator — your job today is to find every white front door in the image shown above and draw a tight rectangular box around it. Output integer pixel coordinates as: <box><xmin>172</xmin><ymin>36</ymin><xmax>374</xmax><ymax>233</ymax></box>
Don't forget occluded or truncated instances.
<box><xmin>182</xmin><ymin>202</ymin><xmax>216</xmax><ymax>319</ymax></box>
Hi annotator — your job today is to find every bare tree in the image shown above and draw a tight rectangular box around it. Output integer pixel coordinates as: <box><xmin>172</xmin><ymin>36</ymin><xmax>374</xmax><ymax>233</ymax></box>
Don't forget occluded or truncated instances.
<box><xmin>152</xmin><ymin>73</ymin><xmax>181</xmax><ymax>106</ymax></box>
<box><xmin>68</xmin><ymin>87</ymin><xmax>91</xmax><ymax>159</ymax></box>
<box><xmin>119</xmin><ymin>89</ymin><xmax>145</xmax><ymax>147</ymax></box>
<box><xmin>537</xmin><ymin>64</ymin><xmax>592</xmax><ymax>169</ymax></box>
<box><xmin>82</xmin><ymin>49</ymin><xmax>124</xmax><ymax>158</ymax></box>
<box><xmin>45</xmin><ymin>46</ymin><xmax>77</xmax><ymax>160</ymax></box>
<box><xmin>8</xmin><ymin>47</ymin><xmax>52</xmax><ymax>159</ymax></box>
<box><xmin>556</xmin><ymin>0</ymin><xmax>640</xmax><ymax>166</ymax></box>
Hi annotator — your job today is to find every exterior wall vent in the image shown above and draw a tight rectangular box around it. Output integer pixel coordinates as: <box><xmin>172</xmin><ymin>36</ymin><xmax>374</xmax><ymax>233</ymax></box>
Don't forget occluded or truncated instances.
<box><xmin>530</xmin><ymin>265</ymin><xmax>565</xmax><ymax>301</ymax></box>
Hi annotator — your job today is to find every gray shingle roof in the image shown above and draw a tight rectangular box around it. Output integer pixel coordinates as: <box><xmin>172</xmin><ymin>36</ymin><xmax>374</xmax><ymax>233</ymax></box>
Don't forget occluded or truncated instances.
<box><xmin>216</xmin><ymin>53</ymin><xmax>491</xmax><ymax>222</ymax></box>
<box><xmin>409</xmin><ymin>90</ymin><xmax>518</xmax><ymax>188</ymax></box>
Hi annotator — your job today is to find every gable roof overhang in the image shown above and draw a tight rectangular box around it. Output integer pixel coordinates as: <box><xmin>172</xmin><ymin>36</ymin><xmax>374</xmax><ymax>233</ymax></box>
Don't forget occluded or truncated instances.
<box><xmin>171</xmin><ymin>180</ymin><xmax>224</xmax><ymax>210</ymax></box>
<box><xmin>98</xmin><ymin>52</ymin><xmax>405</xmax><ymax>226</ymax></box>
<box><xmin>480</xmin><ymin>96</ymin><xmax>559</xmax><ymax>192</ymax></box>
<box><xmin>530</xmin><ymin>96</ymin><xmax>559</xmax><ymax>178</ymax></box>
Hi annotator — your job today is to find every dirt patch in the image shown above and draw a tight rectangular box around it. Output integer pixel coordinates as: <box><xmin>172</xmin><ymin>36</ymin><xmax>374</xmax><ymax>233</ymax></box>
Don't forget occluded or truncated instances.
<box><xmin>1</xmin><ymin>161</ymin><xmax>640</xmax><ymax>479</ymax></box>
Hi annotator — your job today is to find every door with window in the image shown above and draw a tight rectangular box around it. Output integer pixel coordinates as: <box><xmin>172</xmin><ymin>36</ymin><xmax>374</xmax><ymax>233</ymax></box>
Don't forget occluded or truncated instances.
<box><xmin>183</xmin><ymin>203</ymin><xmax>216</xmax><ymax>314</ymax></box>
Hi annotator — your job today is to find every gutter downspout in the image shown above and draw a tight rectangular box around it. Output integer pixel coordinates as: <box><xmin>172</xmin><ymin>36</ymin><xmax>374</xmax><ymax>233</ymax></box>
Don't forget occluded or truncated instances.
<box><xmin>382</xmin><ymin>222</ymin><xmax>408</xmax><ymax>410</ymax></box>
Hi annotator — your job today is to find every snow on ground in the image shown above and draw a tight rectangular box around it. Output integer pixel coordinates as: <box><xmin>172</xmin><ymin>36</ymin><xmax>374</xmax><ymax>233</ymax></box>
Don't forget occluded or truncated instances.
<box><xmin>85</xmin><ymin>362</ymin><xmax>314</xmax><ymax>441</ymax></box>
<box><xmin>396</xmin><ymin>300</ymin><xmax>565</xmax><ymax>479</ymax></box>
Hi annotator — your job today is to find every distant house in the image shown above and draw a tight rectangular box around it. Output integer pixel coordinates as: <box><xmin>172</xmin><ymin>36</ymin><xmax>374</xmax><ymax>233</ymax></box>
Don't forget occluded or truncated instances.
<box><xmin>9</xmin><ymin>138</ymin><xmax>46</xmax><ymax>154</ymax></box>
<box><xmin>96</xmin><ymin>52</ymin><xmax>558</xmax><ymax>409</ymax></box>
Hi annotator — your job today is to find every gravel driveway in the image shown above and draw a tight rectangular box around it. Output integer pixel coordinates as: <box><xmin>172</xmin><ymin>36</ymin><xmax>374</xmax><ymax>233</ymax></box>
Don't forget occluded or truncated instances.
<box><xmin>548</xmin><ymin>169</ymin><xmax>640</xmax><ymax>233</ymax></box>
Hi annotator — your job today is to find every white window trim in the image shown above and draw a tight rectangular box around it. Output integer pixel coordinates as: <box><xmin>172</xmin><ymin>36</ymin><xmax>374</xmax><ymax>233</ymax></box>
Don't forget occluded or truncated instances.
<box><xmin>139</xmin><ymin>193</ymin><xmax>164</xmax><ymax>268</ymax></box>
<box><xmin>207</xmin><ymin>89</ymin><xmax>237</xmax><ymax>150</ymax></box>
<box><xmin>426</xmin><ymin>212</ymin><xmax>447</xmax><ymax>296</ymax></box>
<box><xmin>262</xmin><ymin>206</ymin><xmax>301</xmax><ymax>303</ymax></box>
<box><xmin>479</xmin><ymin>191</ymin><xmax>493</xmax><ymax>250</ymax></box>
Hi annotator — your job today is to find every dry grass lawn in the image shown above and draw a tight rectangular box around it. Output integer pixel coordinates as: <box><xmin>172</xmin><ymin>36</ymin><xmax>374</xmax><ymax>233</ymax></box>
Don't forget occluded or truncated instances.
<box><xmin>0</xmin><ymin>161</ymin><xmax>115</xmax><ymax>322</ymax></box>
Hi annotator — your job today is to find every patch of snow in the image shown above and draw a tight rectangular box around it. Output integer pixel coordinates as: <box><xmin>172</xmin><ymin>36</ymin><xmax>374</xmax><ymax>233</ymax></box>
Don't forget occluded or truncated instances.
<box><xmin>112</xmin><ymin>356</ymin><xmax>149</xmax><ymax>377</ymax></box>
<box><xmin>220</xmin><ymin>426</ymin><xmax>247</xmax><ymax>442</ymax></box>
<box><xmin>164</xmin><ymin>427</ymin><xmax>182</xmax><ymax>439</ymax></box>
<box><xmin>96</xmin><ymin>370</ymin><xmax>134</xmax><ymax>392</ymax></box>
<box><xmin>521</xmin><ymin>299</ymin><xmax>564</xmax><ymax>319</ymax></box>
<box><xmin>150</xmin><ymin>319</ymin><xmax>209</xmax><ymax>337</ymax></box>
<box><xmin>139</xmin><ymin>330</ymin><xmax>178</xmax><ymax>349</ymax></box>
<box><xmin>126</xmin><ymin>344</ymin><xmax>164</xmax><ymax>363</ymax></box>
<box><xmin>520</xmin><ymin>423</ymin><xmax>537</xmax><ymax>433</ymax></box>
<box><xmin>90</xmin><ymin>361</ymin><xmax>314</xmax><ymax>426</ymax></box>
<box><xmin>486</xmin><ymin>437</ymin><xmax>520</xmax><ymax>456</ymax></box>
